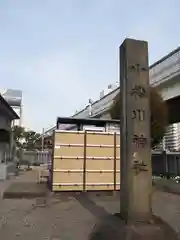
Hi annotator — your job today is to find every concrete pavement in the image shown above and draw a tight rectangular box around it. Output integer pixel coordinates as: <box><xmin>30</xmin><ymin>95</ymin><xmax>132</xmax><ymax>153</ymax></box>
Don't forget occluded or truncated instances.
<box><xmin>0</xmin><ymin>171</ymin><xmax>179</xmax><ymax>239</ymax></box>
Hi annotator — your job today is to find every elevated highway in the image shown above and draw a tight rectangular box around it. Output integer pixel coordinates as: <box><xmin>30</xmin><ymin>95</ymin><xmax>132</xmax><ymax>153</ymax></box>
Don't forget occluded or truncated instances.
<box><xmin>43</xmin><ymin>46</ymin><xmax>180</xmax><ymax>137</ymax></box>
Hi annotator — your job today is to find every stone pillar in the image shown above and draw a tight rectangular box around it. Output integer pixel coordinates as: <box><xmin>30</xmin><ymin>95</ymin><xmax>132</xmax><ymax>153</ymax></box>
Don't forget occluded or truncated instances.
<box><xmin>120</xmin><ymin>39</ymin><xmax>152</xmax><ymax>223</ymax></box>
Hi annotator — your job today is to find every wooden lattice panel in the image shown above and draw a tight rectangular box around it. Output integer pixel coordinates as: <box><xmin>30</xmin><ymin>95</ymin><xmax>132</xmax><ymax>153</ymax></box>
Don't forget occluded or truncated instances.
<box><xmin>52</xmin><ymin>131</ymin><xmax>120</xmax><ymax>192</ymax></box>
<box><xmin>54</xmin><ymin>131</ymin><xmax>84</xmax><ymax>144</ymax></box>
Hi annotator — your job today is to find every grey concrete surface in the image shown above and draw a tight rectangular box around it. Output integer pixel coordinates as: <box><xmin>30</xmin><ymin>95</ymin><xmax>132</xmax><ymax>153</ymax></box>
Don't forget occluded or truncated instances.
<box><xmin>153</xmin><ymin>178</ymin><xmax>180</xmax><ymax>195</ymax></box>
<box><xmin>3</xmin><ymin>182</ymin><xmax>48</xmax><ymax>199</ymax></box>
<box><xmin>0</xmin><ymin>191</ymin><xmax>179</xmax><ymax>239</ymax></box>
<box><xmin>0</xmin><ymin>171</ymin><xmax>179</xmax><ymax>239</ymax></box>
<box><xmin>3</xmin><ymin>169</ymin><xmax>48</xmax><ymax>198</ymax></box>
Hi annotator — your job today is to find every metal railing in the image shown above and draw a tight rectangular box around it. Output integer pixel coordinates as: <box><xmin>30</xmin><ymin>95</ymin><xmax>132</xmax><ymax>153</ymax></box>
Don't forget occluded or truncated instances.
<box><xmin>152</xmin><ymin>151</ymin><xmax>180</xmax><ymax>177</ymax></box>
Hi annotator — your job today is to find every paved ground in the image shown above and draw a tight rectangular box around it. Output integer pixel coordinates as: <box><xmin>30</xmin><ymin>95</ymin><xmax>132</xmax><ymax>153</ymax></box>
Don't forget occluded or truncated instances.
<box><xmin>0</xmin><ymin>171</ymin><xmax>180</xmax><ymax>239</ymax></box>
<box><xmin>3</xmin><ymin>169</ymin><xmax>48</xmax><ymax>199</ymax></box>
<box><xmin>3</xmin><ymin>182</ymin><xmax>47</xmax><ymax>199</ymax></box>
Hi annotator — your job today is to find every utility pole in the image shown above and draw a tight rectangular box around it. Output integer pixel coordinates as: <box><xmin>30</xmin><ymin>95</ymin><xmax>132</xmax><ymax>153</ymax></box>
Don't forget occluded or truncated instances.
<box><xmin>41</xmin><ymin>128</ymin><xmax>44</xmax><ymax>152</ymax></box>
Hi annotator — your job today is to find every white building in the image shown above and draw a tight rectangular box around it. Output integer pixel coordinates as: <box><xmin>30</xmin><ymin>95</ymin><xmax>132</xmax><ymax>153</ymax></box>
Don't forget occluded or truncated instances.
<box><xmin>163</xmin><ymin>123</ymin><xmax>180</xmax><ymax>151</ymax></box>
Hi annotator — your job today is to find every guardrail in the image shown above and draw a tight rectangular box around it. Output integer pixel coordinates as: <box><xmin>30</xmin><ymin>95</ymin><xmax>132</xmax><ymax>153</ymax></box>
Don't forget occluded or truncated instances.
<box><xmin>152</xmin><ymin>151</ymin><xmax>180</xmax><ymax>177</ymax></box>
<box><xmin>150</xmin><ymin>47</ymin><xmax>180</xmax><ymax>86</ymax></box>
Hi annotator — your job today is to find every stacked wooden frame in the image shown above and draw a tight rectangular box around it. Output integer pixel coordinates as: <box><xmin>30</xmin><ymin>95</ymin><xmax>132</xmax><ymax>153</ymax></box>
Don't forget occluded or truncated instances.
<box><xmin>51</xmin><ymin>130</ymin><xmax>120</xmax><ymax>192</ymax></box>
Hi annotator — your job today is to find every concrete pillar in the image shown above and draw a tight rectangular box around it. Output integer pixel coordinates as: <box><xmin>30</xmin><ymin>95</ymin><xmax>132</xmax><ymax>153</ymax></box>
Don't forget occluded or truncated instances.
<box><xmin>120</xmin><ymin>39</ymin><xmax>152</xmax><ymax>223</ymax></box>
<box><xmin>0</xmin><ymin>142</ymin><xmax>5</xmax><ymax>163</ymax></box>
<box><xmin>9</xmin><ymin>131</ymin><xmax>14</xmax><ymax>161</ymax></box>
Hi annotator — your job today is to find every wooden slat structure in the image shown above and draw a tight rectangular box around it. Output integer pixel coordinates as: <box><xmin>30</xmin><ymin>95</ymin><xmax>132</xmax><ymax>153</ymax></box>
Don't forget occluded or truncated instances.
<box><xmin>50</xmin><ymin>117</ymin><xmax>120</xmax><ymax>192</ymax></box>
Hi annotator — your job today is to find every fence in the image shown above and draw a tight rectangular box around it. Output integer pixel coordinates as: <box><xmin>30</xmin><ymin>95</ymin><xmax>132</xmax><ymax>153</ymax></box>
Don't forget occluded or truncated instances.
<box><xmin>51</xmin><ymin>129</ymin><xmax>180</xmax><ymax>192</ymax></box>
<box><xmin>18</xmin><ymin>147</ymin><xmax>180</xmax><ymax>188</ymax></box>
<box><xmin>152</xmin><ymin>151</ymin><xmax>180</xmax><ymax>177</ymax></box>
<box><xmin>18</xmin><ymin>150</ymin><xmax>51</xmax><ymax>166</ymax></box>
<box><xmin>51</xmin><ymin>140</ymin><xmax>180</xmax><ymax>192</ymax></box>
<box><xmin>51</xmin><ymin>130</ymin><xmax>120</xmax><ymax>192</ymax></box>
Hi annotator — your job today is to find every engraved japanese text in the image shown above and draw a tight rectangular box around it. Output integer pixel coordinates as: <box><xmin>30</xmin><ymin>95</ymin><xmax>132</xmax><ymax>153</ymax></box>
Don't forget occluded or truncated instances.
<box><xmin>132</xmin><ymin>134</ymin><xmax>147</xmax><ymax>148</ymax></box>
<box><xmin>131</xmin><ymin>85</ymin><xmax>146</xmax><ymax>99</ymax></box>
<box><xmin>132</xmin><ymin>109</ymin><xmax>145</xmax><ymax>121</ymax></box>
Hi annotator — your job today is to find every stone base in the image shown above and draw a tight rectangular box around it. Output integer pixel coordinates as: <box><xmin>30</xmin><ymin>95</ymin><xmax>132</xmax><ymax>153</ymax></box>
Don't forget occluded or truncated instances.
<box><xmin>3</xmin><ymin>182</ymin><xmax>48</xmax><ymax>199</ymax></box>
<box><xmin>89</xmin><ymin>214</ymin><xmax>179</xmax><ymax>240</ymax></box>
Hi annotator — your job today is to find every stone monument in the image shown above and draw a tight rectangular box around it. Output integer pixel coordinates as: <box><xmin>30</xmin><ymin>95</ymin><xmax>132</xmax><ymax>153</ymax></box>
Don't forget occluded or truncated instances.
<box><xmin>118</xmin><ymin>38</ymin><xmax>178</xmax><ymax>238</ymax></box>
<box><xmin>120</xmin><ymin>38</ymin><xmax>152</xmax><ymax>223</ymax></box>
<box><xmin>89</xmin><ymin>38</ymin><xmax>178</xmax><ymax>240</ymax></box>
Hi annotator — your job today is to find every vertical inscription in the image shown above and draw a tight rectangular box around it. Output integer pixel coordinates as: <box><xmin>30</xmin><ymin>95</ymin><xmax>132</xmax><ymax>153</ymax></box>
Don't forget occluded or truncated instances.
<box><xmin>131</xmin><ymin>85</ymin><xmax>146</xmax><ymax>99</ymax></box>
<box><xmin>131</xmin><ymin>69</ymin><xmax>148</xmax><ymax>171</ymax></box>
<box><xmin>132</xmin><ymin>109</ymin><xmax>145</xmax><ymax>121</ymax></box>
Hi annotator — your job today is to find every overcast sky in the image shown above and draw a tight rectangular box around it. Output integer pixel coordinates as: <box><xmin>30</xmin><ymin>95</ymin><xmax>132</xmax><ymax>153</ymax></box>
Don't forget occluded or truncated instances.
<box><xmin>0</xmin><ymin>0</ymin><xmax>179</xmax><ymax>132</ymax></box>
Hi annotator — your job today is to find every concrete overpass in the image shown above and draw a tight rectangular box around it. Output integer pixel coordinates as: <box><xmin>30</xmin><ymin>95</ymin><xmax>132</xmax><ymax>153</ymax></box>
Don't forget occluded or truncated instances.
<box><xmin>43</xmin><ymin>46</ymin><xmax>180</xmax><ymax>137</ymax></box>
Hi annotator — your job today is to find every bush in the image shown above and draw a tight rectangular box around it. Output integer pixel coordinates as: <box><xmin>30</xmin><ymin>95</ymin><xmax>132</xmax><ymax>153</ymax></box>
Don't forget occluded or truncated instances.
<box><xmin>109</xmin><ymin>87</ymin><xmax>168</xmax><ymax>148</ymax></box>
